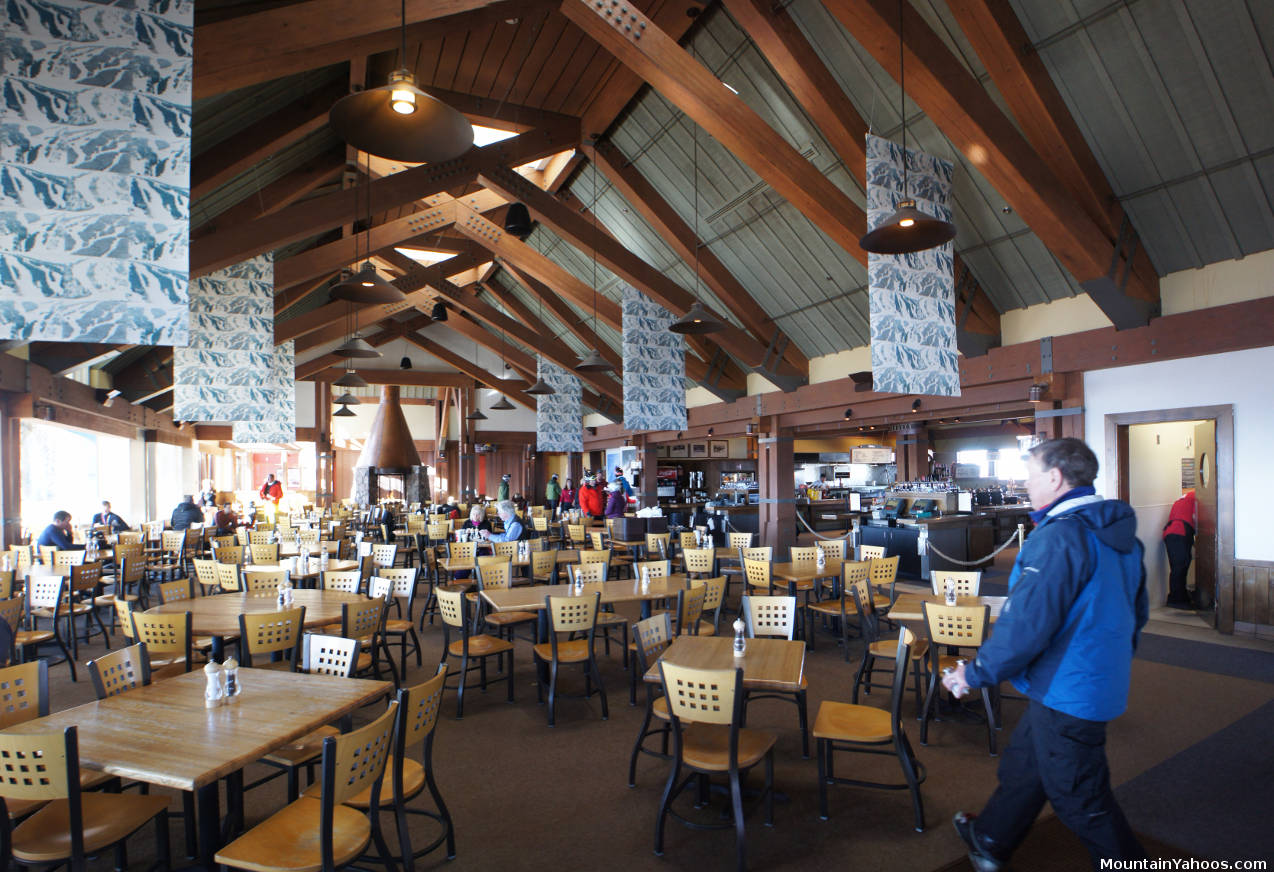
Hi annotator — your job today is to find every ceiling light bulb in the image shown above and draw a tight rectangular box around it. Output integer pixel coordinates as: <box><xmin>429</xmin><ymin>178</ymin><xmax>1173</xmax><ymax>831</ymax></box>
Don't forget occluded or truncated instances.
<box><xmin>899</xmin><ymin>217</ymin><xmax>915</xmax><ymax>228</ymax></box>
<box><xmin>390</xmin><ymin>86</ymin><xmax>416</xmax><ymax>115</ymax></box>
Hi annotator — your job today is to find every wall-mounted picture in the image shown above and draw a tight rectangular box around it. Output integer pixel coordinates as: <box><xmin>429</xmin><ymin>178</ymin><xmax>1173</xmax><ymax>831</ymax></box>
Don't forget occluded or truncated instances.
<box><xmin>690</xmin><ymin>442</ymin><xmax>708</xmax><ymax>458</ymax></box>
<box><xmin>668</xmin><ymin>443</ymin><xmax>688</xmax><ymax>458</ymax></box>
<box><xmin>709</xmin><ymin>440</ymin><xmax>728</xmax><ymax>458</ymax></box>
<box><xmin>656</xmin><ymin>445</ymin><xmax>669</xmax><ymax>458</ymax></box>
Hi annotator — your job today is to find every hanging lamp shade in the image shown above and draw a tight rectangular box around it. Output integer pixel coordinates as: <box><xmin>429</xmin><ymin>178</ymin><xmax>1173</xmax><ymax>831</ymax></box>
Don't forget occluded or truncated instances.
<box><xmin>669</xmin><ymin>300</ymin><xmax>726</xmax><ymax>334</ymax></box>
<box><xmin>859</xmin><ymin>198</ymin><xmax>956</xmax><ymax>254</ymax></box>
<box><xmin>334</xmin><ymin>392</ymin><xmax>360</xmax><ymax>406</ymax></box>
<box><xmin>575</xmin><ymin>349</ymin><xmax>613</xmax><ymax>372</ymax></box>
<box><xmin>503</xmin><ymin>202</ymin><xmax>533</xmax><ymax>239</ymax></box>
<box><xmin>399</xmin><ymin>356</ymin><xmax>412</xmax><ymax>370</ymax></box>
<box><xmin>490</xmin><ymin>395</ymin><xmax>515</xmax><ymax>411</ymax></box>
<box><xmin>430</xmin><ymin>301</ymin><xmax>448</xmax><ymax>322</ymax></box>
<box><xmin>328</xmin><ymin>69</ymin><xmax>473</xmax><ymax>164</ymax></box>
<box><xmin>333</xmin><ymin>337</ymin><xmax>382</xmax><ymax>359</ymax></box>
<box><xmin>335</xmin><ymin>369</ymin><xmax>369</xmax><ymax>388</ymax></box>
<box><xmin>333</xmin><ymin>403</ymin><xmax>357</xmax><ymax>417</ymax></box>
<box><xmin>524</xmin><ymin>378</ymin><xmax>556</xmax><ymax>396</ymax></box>
<box><xmin>464</xmin><ymin>408</ymin><xmax>488</xmax><ymax>420</ymax></box>
<box><xmin>329</xmin><ymin>262</ymin><xmax>405</xmax><ymax>304</ymax></box>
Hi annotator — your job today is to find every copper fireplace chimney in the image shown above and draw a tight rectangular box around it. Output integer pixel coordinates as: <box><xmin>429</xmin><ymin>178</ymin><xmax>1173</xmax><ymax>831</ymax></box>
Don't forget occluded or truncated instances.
<box><xmin>356</xmin><ymin>385</ymin><xmax>421</xmax><ymax>473</ymax></box>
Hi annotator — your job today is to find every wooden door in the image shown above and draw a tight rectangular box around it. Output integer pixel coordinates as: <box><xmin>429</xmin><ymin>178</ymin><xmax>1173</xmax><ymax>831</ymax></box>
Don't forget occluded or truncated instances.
<box><xmin>1192</xmin><ymin>420</ymin><xmax>1217</xmax><ymax>611</ymax></box>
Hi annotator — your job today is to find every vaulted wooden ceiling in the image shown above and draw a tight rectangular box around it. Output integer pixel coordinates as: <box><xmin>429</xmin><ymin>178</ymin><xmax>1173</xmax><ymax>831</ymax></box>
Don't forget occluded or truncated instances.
<box><xmin>29</xmin><ymin>0</ymin><xmax>1274</xmax><ymax>422</ymax></box>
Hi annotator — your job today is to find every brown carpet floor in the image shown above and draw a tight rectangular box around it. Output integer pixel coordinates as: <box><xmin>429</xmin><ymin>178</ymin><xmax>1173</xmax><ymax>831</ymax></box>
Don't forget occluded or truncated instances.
<box><xmin>29</xmin><ymin>586</ymin><xmax>1274</xmax><ymax>871</ymax></box>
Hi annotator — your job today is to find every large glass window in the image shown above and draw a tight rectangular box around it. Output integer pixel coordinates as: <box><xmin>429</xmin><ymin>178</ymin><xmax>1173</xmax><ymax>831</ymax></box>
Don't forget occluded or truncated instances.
<box><xmin>20</xmin><ymin>420</ymin><xmax>132</xmax><ymax>536</ymax></box>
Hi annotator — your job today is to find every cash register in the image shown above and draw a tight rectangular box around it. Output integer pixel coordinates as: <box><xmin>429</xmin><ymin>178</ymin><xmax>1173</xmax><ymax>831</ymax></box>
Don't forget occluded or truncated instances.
<box><xmin>882</xmin><ymin>498</ymin><xmax>905</xmax><ymax>520</ymax></box>
<box><xmin>911</xmin><ymin>498</ymin><xmax>939</xmax><ymax>519</ymax></box>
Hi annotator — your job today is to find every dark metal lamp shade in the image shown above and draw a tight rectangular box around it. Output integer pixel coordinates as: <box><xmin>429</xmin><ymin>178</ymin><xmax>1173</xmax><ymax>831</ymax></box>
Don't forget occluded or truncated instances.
<box><xmin>668</xmin><ymin>300</ymin><xmax>726</xmax><ymax>334</ymax></box>
<box><xmin>490</xmin><ymin>395</ymin><xmax>515</xmax><ymax>411</ymax></box>
<box><xmin>328</xmin><ymin>70</ymin><xmax>474</xmax><ymax>164</ymax></box>
<box><xmin>333</xmin><ymin>404</ymin><xmax>357</xmax><ymax>417</ymax></box>
<box><xmin>335</xmin><ymin>370</ymin><xmax>369</xmax><ymax>388</ymax></box>
<box><xmin>333</xmin><ymin>337</ymin><xmax>382</xmax><ymax>359</ymax></box>
<box><xmin>334</xmin><ymin>393</ymin><xmax>360</xmax><ymax>406</ymax></box>
<box><xmin>859</xmin><ymin>199</ymin><xmax>956</xmax><ymax>254</ymax></box>
<box><xmin>524</xmin><ymin>378</ymin><xmax>556</xmax><ymax>396</ymax></box>
<box><xmin>329</xmin><ymin>262</ymin><xmax>405</xmax><ymax>304</ymax></box>
<box><xmin>575</xmin><ymin>349</ymin><xmax>613</xmax><ymax>372</ymax></box>
<box><xmin>400</xmin><ymin>356</ymin><xmax>412</xmax><ymax>370</ymax></box>
<box><xmin>464</xmin><ymin>409</ymin><xmax>488</xmax><ymax>420</ymax></box>
<box><xmin>504</xmin><ymin>202</ymin><xmax>533</xmax><ymax>239</ymax></box>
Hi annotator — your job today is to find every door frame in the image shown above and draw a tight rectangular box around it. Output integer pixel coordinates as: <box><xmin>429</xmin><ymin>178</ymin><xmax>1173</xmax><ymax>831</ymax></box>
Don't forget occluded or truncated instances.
<box><xmin>1105</xmin><ymin>405</ymin><xmax>1234</xmax><ymax>633</ymax></box>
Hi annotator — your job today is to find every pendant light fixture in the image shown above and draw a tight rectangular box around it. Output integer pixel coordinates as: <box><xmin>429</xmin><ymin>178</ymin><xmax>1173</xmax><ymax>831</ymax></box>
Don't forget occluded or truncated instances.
<box><xmin>400</xmin><ymin>356</ymin><xmax>413</xmax><ymax>370</ymax></box>
<box><xmin>328</xmin><ymin>0</ymin><xmax>473</xmax><ymax>163</ymax></box>
<box><xmin>334</xmin><ymin>392</ymin><xmax>361</xmax><ymax>406</ymax></box>
<box><xmin>576</xmin><ymin>141</ymin><xmax>614</xmax><ymax>373</ymax></box>
<box><xmin>429</xmin><ymin>301</ymin><xmax>448</xmax><ymax>322</ymax></box>
<box><xmin>330</xmin><ymin>152</ymin><xmax>405</xmax><ymax>304</ymax></box>
<box><xmin>333</xmin><ymin>336</ymin><xmax>382</xmax><ymax>359</ymax></box>
<box><xmin>490</xmin><ymin>395</ymin><xmax>515</xmax><ymax>411</ymax></box>
<box><xmin>335</xmin><ymin>369</ymin><xmax>369</xmax><ymax>389</ymax></box>
<box><xmin>503</xmin><ymin>203</ymin><xmax>533</xmax><ymax>239</ymax></box>
<box><xmin>464</xmin><ymin>408</ymin><xmax>488</xmax><ymax>421</ymax></box>
<box><xmin>333</xmin><ymin>403</ymin><xmax>357</xmax><ymax>418</ymax></box>
<box><xmin>859</xmin><ymin>0</ymin><xmax>956</xmax><ymax>255</ymax></box>
<box><xmin>670</xmin><ymin>55</ymin><xmax>726</xmax><ymax>336</ymax></box>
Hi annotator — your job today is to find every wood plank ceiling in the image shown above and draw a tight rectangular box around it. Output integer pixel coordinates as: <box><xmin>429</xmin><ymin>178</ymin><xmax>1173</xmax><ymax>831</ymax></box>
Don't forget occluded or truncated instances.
<box><xmin>30</xmin><ymin>0</ymin><xmax>1274</xmax><ymax>420</ymax></box>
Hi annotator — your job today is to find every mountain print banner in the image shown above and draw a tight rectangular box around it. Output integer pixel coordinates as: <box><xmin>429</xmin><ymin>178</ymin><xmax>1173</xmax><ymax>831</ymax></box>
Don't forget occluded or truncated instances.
<box><xmin>1</xmin><ymin>0</ymin><xmax>193</xmax><ymax>344</ymax></box>
<box><xmin>173</xmin><ymin>254</ymin><xmax>275</xmax><ymax>421</ymax></box>
<box><xmin>622</xmin><ymin>286</ymin><xmax>686</xmax><ymax>432</ymax></box>
<box><xmin>866</xmin><ymin>134</ymin><xmax>960</xmax><ymax>397</ymax></box>
<box><xmin>231</xmin><ymin>341</ymin><xmax>296</xmax><ymax>445</ymax></box>
<box><xmin>535</xmin><ymin>358</ymin><xmax>582</xmax><ymax>454</ymax></box>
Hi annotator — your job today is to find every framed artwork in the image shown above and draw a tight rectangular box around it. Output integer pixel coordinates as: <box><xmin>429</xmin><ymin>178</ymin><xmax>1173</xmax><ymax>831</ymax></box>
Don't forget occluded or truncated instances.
<box><xmin>709</xmin><ymin>440</ymin><xmax>728</xmax><ymax>458</ymax></box>
<box><xmin>668</xmin><ymin>443</ymin><xmax>688</xmax><ymax>458</ymax></box>
<box><xmin>656</xmin><ymin>445</ymin><xmax>669</xmax><ymax>458</ymax></box>
<box><xmin>690</xmin><ymin>442</ymin><xmax>708</xmax><ymax>458</ymax></box>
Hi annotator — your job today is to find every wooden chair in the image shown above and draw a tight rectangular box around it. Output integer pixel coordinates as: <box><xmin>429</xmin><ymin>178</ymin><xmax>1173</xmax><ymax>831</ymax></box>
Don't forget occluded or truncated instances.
<box><xmin>244</xmin><ymin>567</ymin><xmax>291</xmax><ymax>592</ymax></box>
<box><xmin>191</xmin><ymin>558</ymin><xmax>220</xmax><ymax>594</ymax></box>
<box><xmin>213</xmin><ymin>545</ymin><xmax>245</xmax><ymax>565</ymax></box>
<box><xmin>676</xmin><ymin>531</ymin><xmax>698</xmax><ymax>556</ymax></box>
<box><xmin>446</xmin><ymin>541</ymin><xmax>476</xmax><ymax>562</ymax></box>
<box><xmin>209</xmin><ymin>535</ymin><xmax>236</xmax><ymax>553</ymax></box>
<box><xmin>115</xmin><ymin>532</ymin><xmax>143</xmax><ymax>546</ymax></box>
<box><xmin>216</xmin><ymin>701</ymin><xmax>398</xmax><ymax>872</ymax></box>
<box><xmin>741</xmin><ymin>594</ymin><xmax>810</xmax><ymax>758</ymax></box>
<box><xmin>588</xmin><ymin>529</ymin><xmax>609</xmax><ymax>551</ymax></box>
<box><xmin>68</xmin><ymin>561</ymin><xmax>111</xmax><ymax>654</ymax></box>
<box><xmin>743</xmin><ymin>557</ymin><xmax>774</xmax><ymax>596</ymax></box>
<box><xmin>869</xmin><ymin>555</ymin><xmax>902</xmax><ymax>616</ymax></box>
<box><xmin>376</xmin><ymin>568</ymin><xmax>423</xmax><ymax>671</ymax></box>
<box><xmin>234</xmin><ymin>527</ymin><xmax>250</xmax><ymax>546</ymax></box>
<box><xmin>129</xmin><ymin>610</ymin><xmax>194</xmax><ymax>679</ymax></box>
<box><xmin>533</xmin><ymin>593</ymin><xmax>608</xmax><ymax>727</ymax></box>
<box><xmin>490</xmin><ymin>541</ymin><xmax>517</xmax><ymax>561</ymax></box>
<box><xmin>371</xmin><ymin>543</ymin><xmax>398</xmax><ymax>569</ymax></box>
<box><xmin>644</xmin><ymin>532</ymin><xmax>670</xmax><ymax>559</ymax></box>
<box><xmin>818</xmin><ymin>538</ymin><xmax>847</xmax><ymax>561</ymax></box>
<box><xmin>930</xmin><ymin>570</ymin><xmax>982</xmax><ymax>597</ymax></box>
<box><xmin>0</xmin><ymin>598</ymin><xmax>31</xmax><ymax>666</ymax></box>
<box><xmin>850</xmin><ymin>579</ymin><xmax>929</xmax><ymax>713</ymax></box>
<box><xmin>635</xmin><ymin>559</ymin><xmax>671</xmax><ymax>580</ymax></box>
<box><xmin>37</xmin><ymin>545</ymin><xmax>58</xmax><ymax>567</ymax></box>
<box><xmin>672</xmin><ymin>585</ymin><xmax>706</xmax><ymax>637</ymax></box>
<box><xmin>158</xmin><ymin>579</ymin><xmax>217</xmax><ymax>654</ymax></box>
<box><xmin>238</xmin><ymin>606</ymin><xmax>306</xmax><ymax>671</ymax></box>
<box><xmin>578</xmin><ymin>548</ymin><xmax>611</xmax><ymax>571</ymax></box>
<box><xmin>688</xmin><ymin>575</ymin><xmax>727</xmax><ymax>636</ymax></box>
<box><xmin>248</xmin><ymin>531</ymin><xmax>274</xmax><ymax>546</ymax></box>
<box><xmin>627</xmin><ymin>613</ymin><xmax>675</xmax><ymax>785</ymax></box>
<box><xmin>334</xmin><ymin>596</ymin><xmax>396</xmax><ymax>687</ymax></box>
<box><xmin>87</xmin><ymin>642</ymin><xmax>152</xmax><ymax>699</ymax></box>
<box><xmin>654</xmin><ymin>662</ymin><xmax>775</xmax><ymax>872</ymax></box>
<box><xmin>250</xmin><ymin>543</ymin><xmax>279</xmax><ymax>564</ymax></box>
<box><xmin>435</xmin><ymin>587</ymin><xmax>514</xmax><ymax>719</ymax></box>
<box><xmin>473</xmin><ymin>561</ymin><xmax>536</xmax><ymax>644</ymax></box>
<box><xmin>530</xmin><ymin>549</ymin><xmax>559</xmax><ymax>585</ymax></box>
<box><xmin>341</xmin><ymin>671</ymin><xmax>455</xmax><ymax>866</ymax></box>
<box><xmin>321</xmin><ymin>569</ymin><xmax>362</xmax><ymax>594</ymax></box>
<box><xmin>0</xmin><ymin>726</ymin><xmax>171</xmax><ymax>871</ymax></box>
<box><xmin>566</xmin><ymin>561</ymin><xmax>627</xmax><ymax>665</ymax></box>
<box><xmin>301</xmin><ymin>634</ymin><xmax>360</xmax><ymax>677</ymax></box>
<box><xmin>726</xmin><ymin>532</ymin><xmax>753</xmax><ymax>551</ymax></box>
<box><xmin>814</xmin><ymin>628</ymin><xmax>927</xmax><ymax>830</ymax></box>
<box><xmin>682</xmin><ymin>548</ymin><xmax>715</xmax><ymax>578</ymax></box>
<box><xmin>919</xmin><ymin>601</ymin><xmax>997</xmax><ymax>755</ymax></box>
<box><xmin>808</xmin><ymin>560</ymin><xmax>872</xmax><ymax>660</ymax></box>
<box><xmin>8</xmin><ymin>545</ymin><xmax>32</xmax><ymax>574</ymax></box>
<box><xmin>53</xmin><ymin>549</ymin><xmax>87</xmax><ymax>571</ymax></box>
<box><xmin>23</xmin><ymin>576</ymin><xmax>77</xmax><ymax>681</ymax></box>
<box><xmin>566</xmin><ymin>524</ymin><xmax>587</xmax><ymax>549</ymax></box>
<box><xmin>859</xmin><ymin>544</ymin><xmax>886</xmax><ymax>560</ymax></box>
<box><xmin>214</xmin><ymin>562</ymin><xmax>242</xmax><ymax>593</ymax></box>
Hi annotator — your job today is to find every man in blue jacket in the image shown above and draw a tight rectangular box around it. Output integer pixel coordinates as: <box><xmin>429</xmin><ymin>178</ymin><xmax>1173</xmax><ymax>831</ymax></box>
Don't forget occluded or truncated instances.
<box><xmin>947</xmin><ymin>437</ymin><xmax>1147</xmax><ymax>870</ymax></box>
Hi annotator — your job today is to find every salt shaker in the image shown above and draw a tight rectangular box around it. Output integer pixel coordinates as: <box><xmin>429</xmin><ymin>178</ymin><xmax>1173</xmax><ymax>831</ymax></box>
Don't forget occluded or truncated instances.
<box><xmin>944</xmin><ymin>579</ymin><xmax>957</xmax><ymax>606</ymax></box>
<box><xmin>223</xmin><ymin>657</ymin><xmax>241</xmax><ymax>699</ymax></box>
<box><xmin>204</xmin><ymin>661</ymin><xmax>224</xmax><ymax>708</ymax></box>
<box><xmin>277</xmin><ymin>583</ymin><xmax>287</xmax><ymax>609</ymax></box>
<box><xmin>640</xmin><ymin>565</ymin><xmax>650</xmax><ymax>592</ymax></box>
<box><xmin>816</xmin><ymin>546</ymin><xmax>826</xmax><ymax>569</ymax></box>
<box><xmin>732</xmin><ymin>617</ymin><xmax>747</xmax><ymax>657</ymax></box>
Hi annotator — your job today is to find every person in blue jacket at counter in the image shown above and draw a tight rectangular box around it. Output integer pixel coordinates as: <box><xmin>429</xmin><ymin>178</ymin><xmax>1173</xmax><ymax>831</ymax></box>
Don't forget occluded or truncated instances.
<box><xmin>945</xmin><ymin>437</ymin><xmax>1147</xmax><ymax>871</ymax></box>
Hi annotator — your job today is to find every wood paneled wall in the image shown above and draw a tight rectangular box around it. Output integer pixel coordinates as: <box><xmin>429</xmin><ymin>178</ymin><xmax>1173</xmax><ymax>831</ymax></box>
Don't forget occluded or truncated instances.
<box><xmin>1233</xmin><ymin>559</ymin><xmax>1274</xmax><ymax>627</ymax></box>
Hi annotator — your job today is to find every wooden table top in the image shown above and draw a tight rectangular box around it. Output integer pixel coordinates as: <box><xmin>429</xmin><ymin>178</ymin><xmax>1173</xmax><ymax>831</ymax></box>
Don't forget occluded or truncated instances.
<box><xmin>147</xmin><ymin>589</ymin><xmax>365</xmax><ymax>637</ymax></box>
<box><xmin>439</xmin><ymin>551</ymin><xmax>579</xmax><ymax>573</ymax></box>
<box><xmin>2</xmin><ymin>670</ymin><xmax>389</xmax><ymax>791</ymax></box>
<box><xmin>256</xmin><ymin>558</ymin><xmax>357</xmax><ymax>579</ymax></box>
<box><xmin>481</xmin><ymin>575</ymin><xmax>689</xmax><ymax>612</ymax></box>
<box><xmin>643</xmin><ymin>636</ymin><xmax>806</xmax><ymax>693</ymax></box>
<box><xmin>887</xmin><ymin>593</ymin><xmax>1007</xmax><ymax>623</ymax></box>
<box><xmin>771</xmin><ymin>559</ymin><xmax>845</xmax><ymax>582</ymax></box>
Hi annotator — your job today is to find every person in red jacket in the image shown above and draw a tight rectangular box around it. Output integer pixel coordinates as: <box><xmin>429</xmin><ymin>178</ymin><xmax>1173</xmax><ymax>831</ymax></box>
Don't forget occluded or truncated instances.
<box><xmin>1163</xmin><ymin>488</ymin><xmax>1197</xmax><ymax>608</ymax></box>
<box><xmin>259</xmin><ymin>473</ymin><xmax>283</xmax><ymax>506</ymax></box>
<box><xmin>578</xmin><ymin>475</ymin><xmax>605</xmax><ymax>518</ymax></box>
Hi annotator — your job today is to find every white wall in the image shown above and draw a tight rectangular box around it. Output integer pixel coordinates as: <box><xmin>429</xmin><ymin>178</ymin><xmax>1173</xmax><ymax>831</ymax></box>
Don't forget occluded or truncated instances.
<box><xmin>331</xmin><ymin>402</ymin><xmax>437</xmax><ymax>444</ymax></box>
<box><xmin>295</xmin><ymin>381</ymin><xmax>316</xmax><ymax>428</ymax></box>
<box><xmin>1084</xmin><ymin>346</ymin><xmax>1274</xmax><ymax>561</ymax></box>
<box><xmin>1127</xmin><ymin>420</ymin><xmax>1202</xmax><ymax>603</ymax></box>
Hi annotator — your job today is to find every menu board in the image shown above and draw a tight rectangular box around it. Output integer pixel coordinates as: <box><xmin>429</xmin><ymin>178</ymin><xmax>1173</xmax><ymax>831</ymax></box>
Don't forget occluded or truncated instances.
<box><xmin>851</xmin><ymin>447</ymin><xmax>894</xmax><ymax>464</ymax></box>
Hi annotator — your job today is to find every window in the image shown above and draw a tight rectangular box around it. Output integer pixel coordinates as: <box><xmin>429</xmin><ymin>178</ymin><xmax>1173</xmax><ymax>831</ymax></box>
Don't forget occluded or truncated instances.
<box><xmin>20</xmin><ymin>420</ymin><xmax>133</xmax><ymax>536</ymax></box>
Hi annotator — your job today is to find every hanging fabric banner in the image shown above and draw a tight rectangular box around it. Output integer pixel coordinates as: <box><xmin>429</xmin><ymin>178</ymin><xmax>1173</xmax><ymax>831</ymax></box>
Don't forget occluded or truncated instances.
<box><xmin>231</xmin><ymin>341</ymin><xmax>296</xmax><ymax>445</ymax></box>
<box><xmin>535</xmin><ymin>357</ymin><xmax>582</xmax><ymax>454</ymax></box>
<box><xmin>172</xmin><ymin>254</ymin><xmax>274</xmax><ymax>421</ymax></box>
<box><xmin>622</xmin><ymin>286</ymin><xmax>687</xmax><ymax>432</ymax></box>
<box><xmin>1</xmin><ymin>0</ymin><xmax>193</xmax><ymax>344</ymax></box>
<box><xmin>866</xmin><ymin>134</ymin><xmax>960</xmax><ymax>397</ymax></box>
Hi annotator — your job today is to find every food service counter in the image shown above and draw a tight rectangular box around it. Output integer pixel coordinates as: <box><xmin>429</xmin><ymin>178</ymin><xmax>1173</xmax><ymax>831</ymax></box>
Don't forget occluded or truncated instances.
<box><xmin>856</xmin><ymin>514</ymin><xmax>1000</xmax><ymax>581</ymax></box>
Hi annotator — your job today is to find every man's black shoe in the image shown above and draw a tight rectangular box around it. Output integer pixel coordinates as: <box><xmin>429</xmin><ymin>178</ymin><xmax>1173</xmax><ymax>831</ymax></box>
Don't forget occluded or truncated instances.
<box><xmin>953</xmin><ymin>812</ymin><xmax>1007</xmax><ymax>872</ymax></box>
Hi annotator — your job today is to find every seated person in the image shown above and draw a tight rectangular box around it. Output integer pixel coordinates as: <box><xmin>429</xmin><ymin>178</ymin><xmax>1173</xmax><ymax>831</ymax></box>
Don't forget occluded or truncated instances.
<box><xmin>438</xmin><ymin>497</ymin><xmax>460</xmax><ymax>520</ymax></box>
<box><xmin>170</xmin><ymin>495</ymin><xmax>205</xmax><ymax>531</ymax></box>
<box><xmin>482</xmin><ymin>500</ymin><xmax>524</xmax><ymax>542</ymax></box>
<box><xmin>460</xmin><ymin>505</ymin><xmax>491</xmax><ymax>535</ymax></box>
<box><xmin>37</xmin><ymin>510</ymin><xmax>84</xmax><ymax>550</ymax></box>
<box><xmin>91</xmin><ymin>500</ymin><xmax>130</xmax><ymax>533</ymax></box>
<box><xmin>213</xmin><ymin>502</ymin><xmax>240</xmax><ymax>536</ymax></box>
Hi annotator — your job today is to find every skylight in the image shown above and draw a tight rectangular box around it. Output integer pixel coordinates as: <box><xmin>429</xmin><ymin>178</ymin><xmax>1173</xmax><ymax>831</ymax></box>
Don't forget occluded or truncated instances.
<box><xmin>393</xmin><ymin>248</ymin><xmax>456</xmax><ymax>266</ymax></box>
<box><xmin>471</xmin><ymin>125</ymin><xmax>518</xmax><ymax>147</ymax></box>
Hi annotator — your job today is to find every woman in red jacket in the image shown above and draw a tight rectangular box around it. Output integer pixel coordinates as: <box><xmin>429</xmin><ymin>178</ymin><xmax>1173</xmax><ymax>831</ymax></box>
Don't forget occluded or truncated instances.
<box><xmin>559</xmin><ymin>479</ymin><xmax>577</xmax><ymax>512</ymax></box>
<box><xmin>1163</xmin><ymin>489</ymin><xmax>1197</xmax><ymax>608</ymax></box>
<box><xmin>578</xmin><ymin>476</ymin><xmax>605</xmax><ymax>518</ymax></box>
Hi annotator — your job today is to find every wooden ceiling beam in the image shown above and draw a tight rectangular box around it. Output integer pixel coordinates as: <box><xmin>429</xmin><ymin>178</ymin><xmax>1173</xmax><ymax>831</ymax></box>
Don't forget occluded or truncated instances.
<box><xmin>25</xmin><ymin>343</ymin><xmax>120</xmax><ymax>377</ymax></box>
<box><xmin>191</xmin><ymin>121</ymin><xmax>579</xmax><ymax>277</ymax></box>
<box><xmin>561</xmin><ymin>0</ymin><xmax>866</xmax><ymax>274</ymax></box>
<box><xmin>191</xmin><ymin>151</ymin><xmax>344</xmax><ymax>238</ymax></box>
<box><xmin>110</xmin><ymin>349</ymin><xmax>173</xmax><ymax>404</ymax></box>
<box><xmin>308</xmin><ymin>367</ymin><xmax>497</xmax><ymax>390</ymax></box>
<box><xmin>478</xmin><ymin>163</ymin><xmax>794</xmax><ymax>382</ymax></box>
<box><xmin>586</xmin><ymin>139</ymin><xmax>808</xmax><ymax>374</ymax></box>
<box><xmin>498</xmin><ymin>261</ymin><xmax>623</xmax><ymax>371</ymax></box>
<box><xmin>279</xmin><ymin>285</ymin><xmax>436</xmax><ymax>347</ymax></box>
<box><xmin>399</xmin><ymin>332</ymin><xmax>537</xmax><ymax>410</ymax></box>
<box><xmin>823</xmin><ymin>0</ymin><xmax>1157</xmax><ymax>305</ymax></box>
<box><xmin>294</xmin><ymin>324</ymin><xmax>403</xmax><ymax>378</ymax></box>
<box><xmin>191</xmin><ymin>79</ymin><xmax>347</xmax><ymax>199</ymax></box>
<box><xmin>481</xmin><ymin>273</ymin><xmax>626</xmax><ymax>376</ymax></box>
<box><xmin>195</xmin><ymin>0</ymin><xmax>551</xmax><ymax>98</ymax></box>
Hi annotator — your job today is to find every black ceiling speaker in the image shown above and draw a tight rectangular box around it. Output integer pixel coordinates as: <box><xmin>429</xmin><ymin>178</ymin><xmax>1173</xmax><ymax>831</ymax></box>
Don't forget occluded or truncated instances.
<box><xmin>504</xmin><ymin>202</ymin><xmax>533</xmax><ymax>239</ymax></box>
<box><xmin>400</xmin><ymin>356</ymin><xmax>412</xmax><ymax>370</ymax></box>
<box><xmin>430</xmin><ymin>302</ymin><xmax>448</xmax><ymax>322</ymax></box>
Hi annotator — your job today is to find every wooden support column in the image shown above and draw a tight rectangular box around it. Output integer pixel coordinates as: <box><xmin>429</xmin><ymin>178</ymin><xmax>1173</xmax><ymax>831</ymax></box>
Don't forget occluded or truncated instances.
<box><xmin>315</xmin><ymin>381</ymin><xmax>333</xmax><ymax>508</ymax></box>
<box><xmin>0</xmin><ymin>397</ymin><xmax>20</xmax><ymax>548</ymax></box>
<box><xmin>757</xmin><ymin>420</ymin><xmax>795</xmax><ymax>555</ymax></box>
<box><xmin>895</xmin><ymin>425</ymin><xmax>930</xmax><ymax>482</ymax></box>
<box><xmin>637</xmin><ymin>436</ymin><xmax>658</xmax><ymax>509</ymax></box>
<box><xmin>568</xmin><ymin>453</ymin><xmax>584</xmax><ymax>496</ymax></box>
